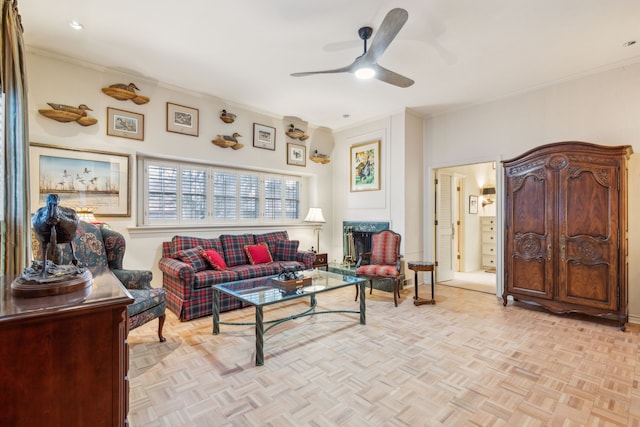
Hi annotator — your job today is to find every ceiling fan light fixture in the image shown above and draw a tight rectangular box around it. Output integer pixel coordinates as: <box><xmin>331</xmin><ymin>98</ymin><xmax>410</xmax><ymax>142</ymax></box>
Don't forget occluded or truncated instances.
<box><xmin>355</xmin><ymin>67</ymin><xmax>375</xmax><ymax>79</ymax></box>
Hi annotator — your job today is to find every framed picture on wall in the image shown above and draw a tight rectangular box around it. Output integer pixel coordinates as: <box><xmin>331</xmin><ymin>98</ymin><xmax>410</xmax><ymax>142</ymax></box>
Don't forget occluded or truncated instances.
<box><xmin>166</xmin><ymin>102</ymin><xmax>199</xmax><ymax>136</ymax></box>
<box><xmin>469</xmin><ymin>195</ymin><xmax>478</xmax><ymax>214</ymax></box>
<box><xmin>107</xmin><ymin>107</ymin><xmax>144</xmax><ymax>141</ymax></box>
<box><xmin>287</xmin><ymin>143</ymin><xmax>306</xmax><ymax>166</ymax></box>
<box><xmin>350</xmin><ymin>140</ymin><xmax>380</xmax><ymax>192</ymax></box>
<box><xmin>29</xmin><ymin>142</ymin><xmax>131</xmax><ymax>217</ymax></box>
<box><xmin>253</xmin><ymin>123</ymin><xmax>276</xmax><ymax>150</ymax></box>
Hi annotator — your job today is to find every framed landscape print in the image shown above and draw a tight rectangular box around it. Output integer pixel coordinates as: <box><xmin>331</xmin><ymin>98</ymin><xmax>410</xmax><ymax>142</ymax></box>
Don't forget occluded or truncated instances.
<box><xmin>107</xmin><ymin>107</ymin><xmax>144</xmax><ymax>141</ymax></box>
<box><xmin>166</xmin><ymin>102</ymin><xmax>199</xmax><ymax>136</ymax></box>
<box><xmin>350</xmin><ymin>140</ymin><xmax>380</xmax><ymax>192</ymax></box>
<box><xmin>29</xmin><ymin>142</ymin><xmax>131</xmax><ymax>217</ymax></box>
<box><xmin>253</xmin><ymin>123</ymin><xmax>276</xmax><ymax>150</ymax></box>
<box><xmin>287</xmin><ymin>143</ymin><xmax>306</xmax><ymax>166</ymax></box>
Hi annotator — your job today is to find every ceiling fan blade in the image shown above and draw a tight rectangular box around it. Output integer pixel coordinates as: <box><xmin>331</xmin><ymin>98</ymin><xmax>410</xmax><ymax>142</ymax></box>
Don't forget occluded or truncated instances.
<box><xmin>372</xmin><ymin>64</ymin><xmax>414</xmax><ymax>88</ymax></box>
<box><xmin>363</xmin><ymin>8</ymin><xmax>408</xmax><ymax>64</ymax></box>
<box><xmin>291</xmin><ymin>64</ymin><xmax>353</xmax><ymax>77</ymax></box>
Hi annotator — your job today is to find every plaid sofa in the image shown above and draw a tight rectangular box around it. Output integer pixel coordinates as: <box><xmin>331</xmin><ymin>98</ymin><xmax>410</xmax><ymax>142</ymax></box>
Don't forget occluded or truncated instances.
<box><xmin>159</xmin><ymin>231</ymin><xmax>315</xmax><ymax>321</ymax></box>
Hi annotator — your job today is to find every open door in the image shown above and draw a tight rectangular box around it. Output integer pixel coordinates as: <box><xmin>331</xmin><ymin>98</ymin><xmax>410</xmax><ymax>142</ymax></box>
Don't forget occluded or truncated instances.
<box><xmin>435</xmin><ymin>172</ymin><xmax>455</xmax><ymax>281</ymax></box>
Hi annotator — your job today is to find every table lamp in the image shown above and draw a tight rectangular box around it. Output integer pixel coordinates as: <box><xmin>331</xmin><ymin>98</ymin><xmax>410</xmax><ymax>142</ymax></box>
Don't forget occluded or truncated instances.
<box><xmin>75</xmin><ymin>207</ymin><xmax>101</xmax><ymax>224</ymax></box>
<box><xmin>304</xmin><ymin>207</ymin><xmax>325</xmax><ymax>252</ymax></box>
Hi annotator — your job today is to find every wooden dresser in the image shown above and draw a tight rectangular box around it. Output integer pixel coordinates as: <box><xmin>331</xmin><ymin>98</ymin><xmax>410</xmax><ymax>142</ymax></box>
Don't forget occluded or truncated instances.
<box><xmin>502</xmin><ymin>141</ymin><xmax>631</xmax><ymax>329</ymax></box>
<box><xmin>0</xmin><ymin>267</ymin><xmax>134</xmax><ymax>426</ymax></box>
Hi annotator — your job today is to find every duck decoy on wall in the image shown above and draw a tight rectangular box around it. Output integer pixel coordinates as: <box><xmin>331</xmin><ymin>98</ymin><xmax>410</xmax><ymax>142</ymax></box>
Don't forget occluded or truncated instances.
<box><xmin>286</xmin><ymin>123</ymin><xmax>309</xmax><ymax>141</ymax></box>
<box><xmin>219</xmin><ymin>109</ymin><xmax>236</xmax><ymax>123</ymax></box>
<box><xmin>101</xmin><ymin>82</ymin><xmax>150</xmax><ymax>104</ymax></box>
<box><xmin>212</xmin><ymin>132</ymin><xmax>244</xmax><ymax>150</ymax></box>
<box><xmin>39</xmin><ymin>103</ymin><xmax>98</xmax><ymax>126</ymax></box>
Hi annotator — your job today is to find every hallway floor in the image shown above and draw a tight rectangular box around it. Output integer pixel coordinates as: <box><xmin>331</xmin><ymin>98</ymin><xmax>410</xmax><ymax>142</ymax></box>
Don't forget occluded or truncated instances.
<box><xmin>438</xmin><ymin>269</ymin><xmax>497</xmax><ymax>295</ymax></box>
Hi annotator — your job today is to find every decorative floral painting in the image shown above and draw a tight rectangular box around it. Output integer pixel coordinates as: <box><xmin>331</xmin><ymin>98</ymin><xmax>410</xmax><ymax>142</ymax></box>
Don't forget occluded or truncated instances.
<box><xmin>350</xmin><ymin>140</ymin><xmax>380</xmax><ymax>192</ymax></box>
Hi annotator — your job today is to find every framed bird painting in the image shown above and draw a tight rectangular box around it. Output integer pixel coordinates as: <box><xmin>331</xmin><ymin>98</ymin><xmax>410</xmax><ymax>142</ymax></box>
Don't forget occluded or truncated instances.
<box><xmin>107</xmin><ymin>107</ymin><xmax>144</xmax><ymax>141</ymax></box>
<box><xmin>29</xmin><ymin>142</ymin><xmax>131</xmax><ymax>217</ymax></box>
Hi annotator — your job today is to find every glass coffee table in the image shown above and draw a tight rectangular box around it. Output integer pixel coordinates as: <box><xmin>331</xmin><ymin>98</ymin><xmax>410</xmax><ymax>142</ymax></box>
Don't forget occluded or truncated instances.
<box><xmin>212</xmin><ymin>269</ymin><xmax>367</xmax><ymax>366</ymax></box>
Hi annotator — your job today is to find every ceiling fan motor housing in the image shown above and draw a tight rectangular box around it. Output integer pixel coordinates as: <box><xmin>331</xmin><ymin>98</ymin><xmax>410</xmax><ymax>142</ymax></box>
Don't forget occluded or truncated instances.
<box><xmin>358</xmin><ymin>26</ymin><xmax>373</xmax><ymax>41</ymax></box>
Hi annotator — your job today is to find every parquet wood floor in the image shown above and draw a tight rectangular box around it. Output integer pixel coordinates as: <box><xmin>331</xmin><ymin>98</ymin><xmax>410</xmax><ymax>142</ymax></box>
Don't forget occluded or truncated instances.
<box><xmin>127</xmin><ymin>284</ymin><xmax>640</xmax><ymax>426</ymax></box>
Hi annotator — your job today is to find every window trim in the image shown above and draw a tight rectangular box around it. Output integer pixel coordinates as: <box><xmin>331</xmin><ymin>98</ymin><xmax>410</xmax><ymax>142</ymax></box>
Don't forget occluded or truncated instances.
<box><xmin>139</xmin><ymin>156</ymin><xmax>306</xmax><ymax>227</ymax></box>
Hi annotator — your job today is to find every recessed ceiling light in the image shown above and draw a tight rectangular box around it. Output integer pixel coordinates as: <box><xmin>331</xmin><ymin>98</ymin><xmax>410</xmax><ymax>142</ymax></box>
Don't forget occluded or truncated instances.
<box><xmin>68</xmin><ymin>21</ymin><xmax>84</xmax><ymax>30</ymax></box>
<box><xmin>623</xmin><ymin>40</ymin><xmax>636</xmax><ymax>47</ymax></box>
<box><xmin>343</xmin><ymin>114</ymin><xmax>350</xmax><ymax>119</ymax></box>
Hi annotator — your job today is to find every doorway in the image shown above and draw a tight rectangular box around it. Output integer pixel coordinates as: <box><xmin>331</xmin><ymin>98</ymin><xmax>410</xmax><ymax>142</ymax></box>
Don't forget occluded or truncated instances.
<box><xmin>435</xmin><ymin>161</ymin><xmax>497</xmax><ymax>294</ymax></box>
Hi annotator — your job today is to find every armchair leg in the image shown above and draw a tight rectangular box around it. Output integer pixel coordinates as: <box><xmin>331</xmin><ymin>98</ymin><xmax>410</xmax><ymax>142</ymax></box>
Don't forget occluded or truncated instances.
<box><xmin>158</xmin><ymin>314</ymin><xmax>166</xmax><ymax>342</ymax></box>
<box><xmin>354</xmin><ymin>284</ymin><xmax>359</xmax><ymax>301</ymax></box>
<box><xmin>369</xmin><ymin>279</ymin><xmax>373</xmax><ymax>295</ymax></box>
<box><xmin>393</xmin><ymin>279</ymin><xmax>399</xmax><ymax>307</ymax></box>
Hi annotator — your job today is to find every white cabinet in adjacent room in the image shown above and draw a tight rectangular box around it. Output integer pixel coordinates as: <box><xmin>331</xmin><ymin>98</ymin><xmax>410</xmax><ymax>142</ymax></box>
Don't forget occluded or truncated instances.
<box><xmin>481</xmin><ymin>216</ymin><xmax>496</xmax><ymax>271</ymax></box>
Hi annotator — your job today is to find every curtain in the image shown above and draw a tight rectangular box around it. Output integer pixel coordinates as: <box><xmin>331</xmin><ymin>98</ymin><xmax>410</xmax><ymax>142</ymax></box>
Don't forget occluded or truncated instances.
<box><xmin>0</xmin><ymin>0</ymin><xmax>29</xmax><ymax>275</ymax></box>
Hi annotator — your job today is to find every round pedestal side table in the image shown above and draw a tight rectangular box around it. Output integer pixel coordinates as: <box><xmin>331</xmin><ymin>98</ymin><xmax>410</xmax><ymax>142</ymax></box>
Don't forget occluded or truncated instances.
<box><xmin>407</xmin><ymin>261</ymin><xmax>435</xmax><ymax>306</ymax></box>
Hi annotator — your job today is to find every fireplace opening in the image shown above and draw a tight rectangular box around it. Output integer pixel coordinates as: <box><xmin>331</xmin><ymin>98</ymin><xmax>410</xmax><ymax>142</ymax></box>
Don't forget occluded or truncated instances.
<box><xmin>342</xmin><ymin>221</ymin><xmax>390</xmax><ymax>266</ymax></box>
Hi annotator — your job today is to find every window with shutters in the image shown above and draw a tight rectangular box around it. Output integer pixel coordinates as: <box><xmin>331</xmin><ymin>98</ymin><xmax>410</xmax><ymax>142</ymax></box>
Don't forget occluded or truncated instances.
<box><xmin>141</xmin><ymin>157</ymin><xmax>303</xmax><ymax>226</ymax></box>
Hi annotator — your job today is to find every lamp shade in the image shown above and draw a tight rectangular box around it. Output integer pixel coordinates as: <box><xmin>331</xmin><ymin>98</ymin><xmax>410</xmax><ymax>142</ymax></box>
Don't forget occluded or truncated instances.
<box><xmin>304</xmin><ymin>207</ymin><xmax>326</xmax><ymax>223</ymax></box>
<box><xmin>482</xmin><ymin>187</ymin><xmax>496</xmax><ymax>196</ymax></box>
<box><xmin>75</xmin><ymin>207</ymin><xmax>100</xmax><ymax>224</ymax></box>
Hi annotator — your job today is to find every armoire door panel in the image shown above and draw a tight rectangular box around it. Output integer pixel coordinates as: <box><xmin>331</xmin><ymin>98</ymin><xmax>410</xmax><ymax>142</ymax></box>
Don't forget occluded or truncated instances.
<box><xmin>511</xmin><ymin>172</ymin><xmax>548</xmax><ymax>236</ymax></box>
<box><xmin>558</xmin><ymin>235</ymin><xmax>617</xmax><ymax>309</ymax></box>
<box><xmin>563</xmin><ymin>262</ymin><xmax>614</xmax><ymax>309</ymax></box>
<box><xmin>511</xmin><ymin>258</ymin><xmax>549</xmax><ymax>296</ymax></box>
<box><xmin>563</xmin><ymin>166</ymin><xmax>617</xmax><ymax>239</ymax></box>
<box><xmin>509</xmin><ymin>232</ymin><xmax>553</xmax><ymax>297</ymax></box>
<box><xmin>558</xmin><ymin>162</ymin><xmax>619</xmax><ymax>309</ymax></box>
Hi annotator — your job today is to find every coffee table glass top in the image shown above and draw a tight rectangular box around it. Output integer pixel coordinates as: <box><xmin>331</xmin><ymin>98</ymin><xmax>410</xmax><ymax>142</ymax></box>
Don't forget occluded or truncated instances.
<box><xmin>214</xmin><ymin>269</ymin><xmax>365</xmax><ymax>307</ymax></box>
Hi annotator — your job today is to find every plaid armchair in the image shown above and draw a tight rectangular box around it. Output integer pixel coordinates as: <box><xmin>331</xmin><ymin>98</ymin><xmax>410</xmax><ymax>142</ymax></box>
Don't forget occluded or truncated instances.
<box><xmin>33</xmin><ymin>221</ymin><xmax>166</xmax><ymax>342</ymax></box>
<box><xmin>355</xmin><ymin>230</ymin><xmax>403</xmax><ymax>307</ymax></box>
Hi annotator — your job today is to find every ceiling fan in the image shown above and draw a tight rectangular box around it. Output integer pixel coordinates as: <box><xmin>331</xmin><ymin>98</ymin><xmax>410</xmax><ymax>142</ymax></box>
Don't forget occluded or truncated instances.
<box><xmin>291</xmin><ymin>8</ymin><xmax>414</xmax><ymax>88</ymax></box>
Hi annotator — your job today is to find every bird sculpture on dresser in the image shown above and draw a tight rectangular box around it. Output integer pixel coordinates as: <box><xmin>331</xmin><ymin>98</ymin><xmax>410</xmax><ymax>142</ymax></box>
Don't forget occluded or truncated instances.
<box><xmin>32</xmin><ymin>193</ymin><xmax>80</xmax><ymax>276</ymax></box>
<box><xmin>46</xmin><ymin>103</ymin><xmax>93</xmax><ymax>117</ymax></box>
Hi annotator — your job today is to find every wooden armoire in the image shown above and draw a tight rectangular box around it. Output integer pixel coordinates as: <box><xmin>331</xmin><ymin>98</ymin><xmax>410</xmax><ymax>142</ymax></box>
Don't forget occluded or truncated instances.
<box><xmin>502</xmin><ymin>141</ymin><xmax>632</xmax><ymax>330</ymax></box>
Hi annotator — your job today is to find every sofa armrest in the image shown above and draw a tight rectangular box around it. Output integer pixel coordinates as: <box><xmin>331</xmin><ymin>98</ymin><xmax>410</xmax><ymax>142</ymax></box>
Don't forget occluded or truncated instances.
<box><xmin>158</xmin><ymin>257</ymin><xmax>195</xmax><ymax>285</ymax></box>
<box><xmin>296</xmin><ymin>251</ymin><xmax>315</xmax><ymax>270</ymax></box>
<box><xmin>112</xmin><ymin>268</ymin><xmax>153</xmax><ymax>290</ymax></box>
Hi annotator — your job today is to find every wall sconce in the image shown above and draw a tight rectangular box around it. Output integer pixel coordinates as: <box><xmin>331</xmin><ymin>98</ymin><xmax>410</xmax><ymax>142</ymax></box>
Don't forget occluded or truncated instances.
<box><xmin>482</xmin><ymin>187</ymin><xmax>496</xmax><ymax>207</ymax></box>
<box><xmin>304</xmin><ymin>207</ymin><xmax>325</xmax><ymax>253</ymax></box>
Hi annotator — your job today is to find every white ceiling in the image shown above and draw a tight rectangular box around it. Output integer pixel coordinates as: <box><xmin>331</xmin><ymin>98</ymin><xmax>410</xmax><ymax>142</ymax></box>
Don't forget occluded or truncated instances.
<box><xmin>18</xmin><ymin>0</ymin><xmax>640</xmax><ymax>130</ymax></box>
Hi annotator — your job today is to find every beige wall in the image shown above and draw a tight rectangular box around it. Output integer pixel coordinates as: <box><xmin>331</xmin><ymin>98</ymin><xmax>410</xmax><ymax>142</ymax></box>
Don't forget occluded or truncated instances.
<box><xmin>25</xmin><ymin>48</ymin><xmax>640</xmax><ymax>322</ymax></box>
<box><xmin>26</xmin><ymin>49</ymin><xmax>334</xmax><ymax>282</ymax></box>
<box><xmin>425</xmin><ymin>61</ymin><xmax>640</xmax><ymax>322</ymax></box>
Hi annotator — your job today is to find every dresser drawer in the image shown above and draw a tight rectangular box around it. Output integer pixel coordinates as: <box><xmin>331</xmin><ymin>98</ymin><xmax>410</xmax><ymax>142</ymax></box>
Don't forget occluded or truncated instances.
<box><xmin>482</xmin><ymin>243</ymin><xmax>496</xmax><ymax>256</ymax></box>
<box><xmin>482</xmin><ymin>224</ymin><xmax>496</xmax><ymax>233</ymax></box>
<box><xmin>481</xmin><ymin>216</ymin><xmax>496</xmax><ymax>226</ymax></box>
<box><xmin>482</xmin><ymin>255</ymin><xmax>496</xmax><ymax>267</ymax></box>
<box><xmin>482</xmin><ymin>231</ymin><xmax>496</xmax><ymax>243</ymax></box>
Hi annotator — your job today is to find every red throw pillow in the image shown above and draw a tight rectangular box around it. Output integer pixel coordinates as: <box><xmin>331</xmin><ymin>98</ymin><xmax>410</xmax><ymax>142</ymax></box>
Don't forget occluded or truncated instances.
<box><xmin>244</xmin><ymin>243</ymin><xmax>273</xmax><ymax>265</ymax></box>
<box><xmin>200</xmin><ymin>249</ymin><xmax>228</xmax><ymax>270</ymax></box>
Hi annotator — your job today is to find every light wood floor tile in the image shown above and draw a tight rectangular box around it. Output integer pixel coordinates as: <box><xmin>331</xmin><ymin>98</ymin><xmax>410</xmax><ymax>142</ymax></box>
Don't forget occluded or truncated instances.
<box><xmin>127</xmin><ymin>284</ymin><xmax>640</xmax><ymax>426</ymax></box>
